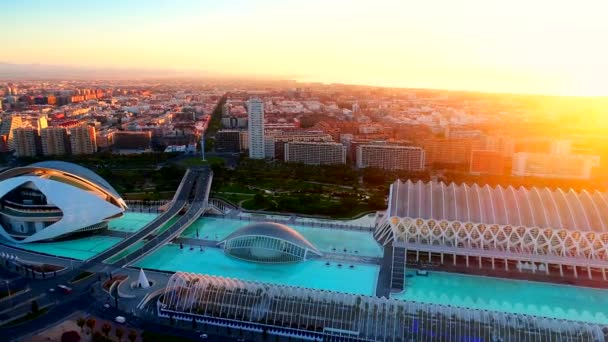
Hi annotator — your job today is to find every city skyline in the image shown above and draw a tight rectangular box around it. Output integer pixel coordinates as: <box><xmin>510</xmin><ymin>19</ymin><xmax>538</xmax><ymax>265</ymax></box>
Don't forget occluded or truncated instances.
<box><xmin>2</xmin><ymin>0</ymin><xmax>607</xmax><ymax>96</ymax></box>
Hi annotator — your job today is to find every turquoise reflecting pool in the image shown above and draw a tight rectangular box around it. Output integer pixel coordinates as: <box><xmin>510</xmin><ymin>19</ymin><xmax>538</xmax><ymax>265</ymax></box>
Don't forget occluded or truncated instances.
<box><xmin>3</xmin><ymin>236</ymin><xmax>122</xmax><ymax>260</ymax></box>
<box><xmin>108</xmin><ymin>212</ymin><xmax>158</xmax><ymax>233</ymax></box>
<box><xmin>392</xmin><ymin>270</ymin><xmax>608</xmax><ymax>325</ymax></box>
<box><xmin>181</xmin><ymin>217</ymin><xmax>383</xmax><ymax>257</ymax></box>
<box><xmin>135</xmin><ymin>244</ymin><xmax>379</xmax><ymax>296</ymax></box>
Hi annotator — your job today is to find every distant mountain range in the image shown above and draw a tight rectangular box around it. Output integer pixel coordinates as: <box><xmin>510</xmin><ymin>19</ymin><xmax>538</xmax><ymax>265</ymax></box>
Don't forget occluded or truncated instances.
<box><xmin>0</xmin><ymin>62</ymin><xmax>218</xmax><ymax>80</ymax></box>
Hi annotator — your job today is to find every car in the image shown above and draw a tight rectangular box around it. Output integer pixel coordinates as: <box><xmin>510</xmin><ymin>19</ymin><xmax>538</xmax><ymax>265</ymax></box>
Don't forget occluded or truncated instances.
<box><xmin>114</xmin><ymin>316</ymin><xmax>126</xmax><ymax>324</ymax></box>
<box><xmin>199</xmin><ymin>334</ymin><xmax>208</xmax><ymax>339</ymax></box>
<box><xmin>103</xmin><ymin>303</ymin><xmax>110</xmax><ymax>309</ymax></box>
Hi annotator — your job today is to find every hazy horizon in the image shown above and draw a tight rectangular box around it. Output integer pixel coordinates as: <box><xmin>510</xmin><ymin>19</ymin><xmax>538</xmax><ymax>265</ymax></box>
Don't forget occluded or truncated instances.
<box><xmin>2</xmin><ymin>0</ymin><xmax>607</xmax><ymax>96</ymax></box>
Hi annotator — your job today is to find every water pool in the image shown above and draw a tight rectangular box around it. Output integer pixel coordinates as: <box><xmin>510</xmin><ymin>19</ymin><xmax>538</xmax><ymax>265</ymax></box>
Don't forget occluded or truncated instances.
<box><xmin>3</xmin><ymin>236</ymin><xmax>122</xmax><ymax>260</ymax></box>
<box><xmin>180</xmin><ymin>217</ymin><xmax>383</xmax><ymax>257</ymax></box>
<box><xmin>135</xmin><ymin>244</ymin><xmax>379</xmax><ymax>296</ymax></box>
<box><xmin>108</xmin><ymin>212</ymin><xmax>158</xmax><ymax>233</ymax></box>
<box><xmin>392</xmin><ymin>270</ymin><xmax>608</xmax><ymax>325</ymax></box>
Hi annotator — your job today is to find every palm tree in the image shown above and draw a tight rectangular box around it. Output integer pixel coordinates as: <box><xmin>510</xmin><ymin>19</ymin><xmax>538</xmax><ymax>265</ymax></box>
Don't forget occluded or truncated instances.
<box><xmin>115</xmin><ymin>327</ymin><xmax>124</xmax><ymax>342</ymax></box>
<box><xmin>76</xmin><ymin>318</ymin><xmax>85</xmax><ymax>332</ymax></box>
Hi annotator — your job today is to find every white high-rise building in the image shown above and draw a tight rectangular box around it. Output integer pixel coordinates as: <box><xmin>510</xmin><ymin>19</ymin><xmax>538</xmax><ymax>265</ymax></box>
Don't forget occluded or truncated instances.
<box><xmin>247</xmin><ymin>98</ymin><xmax>265</xmax><ymax>159</ymax></box>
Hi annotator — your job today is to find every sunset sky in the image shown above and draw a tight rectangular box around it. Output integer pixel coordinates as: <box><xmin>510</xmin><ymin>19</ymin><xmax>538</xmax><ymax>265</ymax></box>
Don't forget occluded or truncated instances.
<box><xmin>2</xmin><ymin>0</ymin><xmax>607</xmax><ymax>96</ymax></box>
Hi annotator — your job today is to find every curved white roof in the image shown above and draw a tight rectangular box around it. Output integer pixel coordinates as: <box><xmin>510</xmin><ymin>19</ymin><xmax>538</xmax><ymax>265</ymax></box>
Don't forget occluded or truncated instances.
<box><xmin>0</xmin><ymin>161</ymin><xmax>126</xmax><ymax>209</ymax></box>
<box><xmin>388</xmin><ymin>179</ymin><xmax>608</xmax><ymax>232</ymax></box>
<box><xmin>223</xmin><ymin>222</ymin><xmax>321</xmax><ymax>255</ymax></box>
<box><xmin>0</xmin><ymin>162</ymin><xmax>126</xmax><ymax>243</ymax></box>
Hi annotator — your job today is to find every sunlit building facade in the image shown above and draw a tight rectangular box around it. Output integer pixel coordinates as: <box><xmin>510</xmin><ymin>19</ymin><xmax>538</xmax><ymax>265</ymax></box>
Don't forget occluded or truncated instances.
<box><xmin>375</xmin><ymin>179</ymin><xmax>608</xmax><ymax>291</ymax></box>
<box><xmin>247</xmin><ymin>98</ymin><xmax>265</xmax><ymax>159</ymax></box>
<box><xmin>284</xmin><ymin>142</ymin><xmax>346</xmax><ymax>165</ymax></box>
<box><xmin>356</xmin><ymin>145</ymin><xmax>425</xmax><ymax>171</ymax></box>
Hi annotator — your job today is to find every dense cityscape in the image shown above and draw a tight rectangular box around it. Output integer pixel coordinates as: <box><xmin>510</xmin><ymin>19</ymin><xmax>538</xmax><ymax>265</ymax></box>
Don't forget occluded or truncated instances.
<box><xmin>0</xmin><ymin>77</ymin><xmax>606</xmax><ymax>341</ymax></box>
<box><xmin>2</xmin><ymin>1</ymin><xmax>608</xmax><ymax>341</ymax></box>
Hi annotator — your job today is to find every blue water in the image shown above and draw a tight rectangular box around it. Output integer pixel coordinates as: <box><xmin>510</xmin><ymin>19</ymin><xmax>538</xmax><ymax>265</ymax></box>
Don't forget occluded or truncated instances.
<box><xmin>181</xmin><ymin>217</ymin><xmax>383</xmax><ymax>257</ymax></box>
<box><xmin>2</xmin><ymin>236</ymin><xmax>123</xmax><ymax>260</ymax></box>
<box><xmin>135</xmin><ymin>244</ymin><xmax>379</xmax><ymax>296</ymax></box>
<box><xmin>108</xmin><ymin>212</ymin><xmax>158</xmax><ymax>233</ymax></box>
<box><xmin>392</xmin><ymin>270</ymin><xmax>608</xmax><ymax>325</ymax></box>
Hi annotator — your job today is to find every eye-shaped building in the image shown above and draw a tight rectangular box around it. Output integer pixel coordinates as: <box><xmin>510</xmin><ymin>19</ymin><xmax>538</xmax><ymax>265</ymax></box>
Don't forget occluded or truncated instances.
<box><xmin>219</xmin><ymin>222</ymin><xmax>322</xmax><ymax>263</ymax></box>
<box><xmin>0</xmin><ymin>161</ymin><xmax>127</xmax><ymax>243</ymax></box>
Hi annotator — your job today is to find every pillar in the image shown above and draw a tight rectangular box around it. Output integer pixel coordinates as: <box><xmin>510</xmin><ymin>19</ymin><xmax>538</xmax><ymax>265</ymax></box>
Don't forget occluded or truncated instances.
<box><xmin>453</xmin><ymin>254</ymin><xmax>456</xmax><ymax>266</ymax></box>
<box><xmin>545</xmin><ymin>264</ymin><xmax>549</xmax><ymax>275</ymax></box>
<box><xmin>465</xmin><ymin>255</ymin><xmax>469</xmax><ymax>268</ymax></box>
<box><xmin>416</xmin><ymin>250</ymin><xmax>419</xmax><ymax>262</ymax></box>
<box><xmin>428</xmin><ymin>251</ymin><xmax>432</xmax><ymax>263</ymax></box>
<box><xmin>602</xmin><ymin>268</ymin><xmax>606</xmax><ymax>281</ymax></box>
<box><xmin>504</xmin><ymin>259</ymin><xmax>508</xmax><ymax>271</ymax></box>
<box><xmin>478</xmin><ymin>256</ymin><xmax>482</xmax><ymax>269</ymax></box>
<box><xmin>587</xmin><ymin>267</ymin><xmax>592</xmax><ymax>280</ymax></box>
<box><xmin>440</xmin><ymin>253</ymin><xmax>444</xmax><ymax>264</ymax></box>
<box><xmin>573</xmin><ymin>266</ymin><xmax>578</xmax><ymax>278</ymax></box>
<box><xmin>491</xmin><ymin>258</ymin><xmax>495</xmax><ymax>270</ymax></box>
<box><xmin>559</xmin><ymin>264</ymin><xmax>564</xmax><ymax>277</ymax></box>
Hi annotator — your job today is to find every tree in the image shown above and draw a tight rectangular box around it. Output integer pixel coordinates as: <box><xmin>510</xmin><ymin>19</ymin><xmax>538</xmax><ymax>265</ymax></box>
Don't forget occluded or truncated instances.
<box><xmin>115</xmin><ymin>327</ymin><xmax>124</xmax><ymax>342</ymax></box>
<box><xmin>128</xmin><ymin>330</ymin><xmax>137</xmax><ymax>342</ymax></box>
<box><xmin>86</xmin><ymin>318</ymin><xmax>96</xmax><ymax>334</ymax></box>
<box><xmin>101</xmin><ymin>323</ymin><xmax>112</xmax><ymax>337</ymax></box>
<box><xmin>31</xmin><ymin>300</ymin><xmax>39</xmax><ymax>314</ymax></box>
<box><xmin>76</xmin><ymin>317</ymin><xmax>86</xmax><ymax>332</ymax></box>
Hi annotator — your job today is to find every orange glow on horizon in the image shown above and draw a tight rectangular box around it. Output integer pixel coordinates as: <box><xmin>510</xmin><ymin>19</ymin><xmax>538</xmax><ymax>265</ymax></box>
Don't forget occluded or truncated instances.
<box><xmin>1</xmin><ymin>0</ymin><xmax>608</xmax><ymax>97</ymax></box>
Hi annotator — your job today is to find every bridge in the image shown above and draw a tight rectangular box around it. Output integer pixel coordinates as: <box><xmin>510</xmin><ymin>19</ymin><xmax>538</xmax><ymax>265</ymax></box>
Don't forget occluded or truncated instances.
<box><xmin>86</xmin><ymin>167</ymin><xmax>211</xmax><ymax>266</ymax></box>
<box><xmin>106</xmin><ymin>167</ymin><xmax>214</xmax><ymax>267</ymax></box>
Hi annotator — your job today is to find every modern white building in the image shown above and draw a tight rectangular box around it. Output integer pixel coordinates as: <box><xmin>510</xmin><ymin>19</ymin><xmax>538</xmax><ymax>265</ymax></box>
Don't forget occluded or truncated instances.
<box><xmin>0</xmin><ymin>161</ymin><xmax>127</xmax><ymax>243</ymax></box>
<box><xmin>247</xmin><ymin>98</ymin><xmax>265</xmax><ymax>159</ymax></box>
<box><xmin>375</xmin><ymin>179</ymin><xmax>608</xmax><ymax>291</ymax></box>
<box><xmin>158</xmin><ymin>272</ymin><xmax>604</xmax><ymax>342</ymax></box>
<box><xmin>219</xmin><ymin>222</ymin><xmax>322</xmax><ymax>263</ymax></box>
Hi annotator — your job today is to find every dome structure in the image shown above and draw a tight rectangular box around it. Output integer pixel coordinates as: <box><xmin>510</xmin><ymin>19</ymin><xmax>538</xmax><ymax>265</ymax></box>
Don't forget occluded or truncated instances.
<box><xmin>0</xmin><ymin>161</ymin><xmax>127</xmax><ymax>243</ymax></box>
<box><xmin>220</xmin><ymin>222</ymin><xmax>321</xmax><ymax>263</ymax></box>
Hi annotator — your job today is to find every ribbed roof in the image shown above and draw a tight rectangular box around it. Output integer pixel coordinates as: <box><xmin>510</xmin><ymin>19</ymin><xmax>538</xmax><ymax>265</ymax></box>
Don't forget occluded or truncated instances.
<box><xmin>388</xmin><ymin>179</ymin><xmax>608</xmax><ymax>232</ymax></box>
<box><xmin>223</xmin><ymin>222</ymin><xmax>321</xmax><ymax>255</ymax></box>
